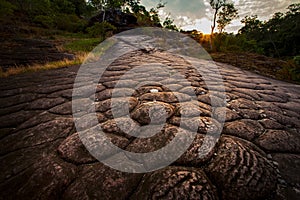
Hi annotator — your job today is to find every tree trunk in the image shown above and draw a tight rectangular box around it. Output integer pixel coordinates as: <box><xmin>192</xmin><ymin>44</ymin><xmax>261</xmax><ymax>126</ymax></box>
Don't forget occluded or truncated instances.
<box><xmin>210</xmin><ymin>8</ymin><xmax>219</xmax><ymax>50</ymax></box>
<box><xmin>103</xmin><ymin>10</ymin><xmax>106</xmax><ymax>22</ymax></box>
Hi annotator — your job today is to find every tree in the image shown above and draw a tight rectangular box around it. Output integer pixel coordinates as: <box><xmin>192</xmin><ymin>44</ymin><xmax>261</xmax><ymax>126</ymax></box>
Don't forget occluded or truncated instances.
<box><xmin>238</xmin><ymin>3</ymin><xmax>300</xmax><ymax>57</ymax></box>
<box><xmin>163</xmin><ymin>16</ymin><xmax>178</xmax><ymax>31</ymax></box>
<box><xmin>239</xmin><ymin>15</ymin><xmax>263</xmax><ymax>37</ymax></box>
<box><xmin>210</xmin><ymin>0</ymin><xmax>226</xmax><ymax>36</ymax></box>
<box><xmin>209</xmin><ymin>0</ymin><xmax>237</xmax><ymax>49</ymax></box>
<box><xmin>68</xmin><ymin>0</ymin><xmax>87</xmax><ymax>16</ymax></box>
<box><xmin>287</xmin><ymin>3</ymin><xmax>300</xmax><ymax>14</ymax></box>
<box><xmin>88</xmin><ymin>0</ymin><xmax>141</xmax><ymax>11</ymax></box>
<box><xmin>217</xmin><ymin>3</ymin><xmax>238</xmax><ymax>33</ymax></box>
<box><xmin>148</xmin><ymin>4</ymin><xmax>164</xmax><ymax>25</ymax></box>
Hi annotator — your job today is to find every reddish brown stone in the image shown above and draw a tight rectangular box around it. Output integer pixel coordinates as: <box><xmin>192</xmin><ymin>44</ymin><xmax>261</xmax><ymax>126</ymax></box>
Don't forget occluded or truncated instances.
<box><xmin>223</xmin><ymin>119</ymin><xmax>264</xmax><ymax>141</ymax></box>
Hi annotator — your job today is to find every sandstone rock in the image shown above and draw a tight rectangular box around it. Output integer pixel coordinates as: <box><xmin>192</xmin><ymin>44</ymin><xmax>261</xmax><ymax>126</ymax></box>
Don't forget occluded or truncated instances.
<box><xmin>131</xmin><ymin>166</ymin><xmax>218</xmax><ymax>200</ymax></box>
<box><xmin>131</xmin><ymin>102</ymin><xmax>174</xmax><ymax>125</ymax></box>
<box><xmin>206</xmin><ymin>136</ymin><xmax>277</xmax><ymax>200</ymax></box>
<box><xmin>62</xmin><ymin>163</ymin><xmax>142</xmax><ymax>200</ymax></box>
<box><xmin>255</xmin><ymin>130</ymin><xmax>300</xmax><ymax>152</ymax></box>
<box><xmin>223</xmin><ymin>119</ymin><xmax>264</xmax><ymax>141</ymax></box>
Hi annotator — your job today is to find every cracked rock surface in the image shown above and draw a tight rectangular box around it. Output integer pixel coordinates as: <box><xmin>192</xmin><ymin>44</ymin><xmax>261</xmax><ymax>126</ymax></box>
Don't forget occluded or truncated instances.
<box><xmin>0</xmin><ymin>50</ymin><xmax>300</xmax><ymax>199</ymax></box>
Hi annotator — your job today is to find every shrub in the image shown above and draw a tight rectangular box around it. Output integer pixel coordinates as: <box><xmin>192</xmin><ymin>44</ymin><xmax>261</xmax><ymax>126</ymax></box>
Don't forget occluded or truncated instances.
<box><xmin>33</xmin><ymin>15</ymin><xmax>55</xmax><ymax>28</ymax></box>
<box><xmin>277</xmin><ymin>60</ymin><xmax>300</xmax><ymax>82</ymax></box>
<box><xmin>290</xmin><ymin>56</ymin><xmax>300</xmax><ymax>82</ymax></box>
<box><xmin>54</xmin><ymin>14</ymin><xmax>87</xmax><ymax>33</ymax></box>
<box><xmin>0</xmin><ymin>0</ymin><xmax>16</xmax><ymax>19</ymax></box>
<box><xmin>86</xmin><ymin>22</ymin><xmax>116</xmax><ymax>38</ymax></box>
<box><xmin>293</xmin><ymin>56</ymin><xmax>300</xmax><ymax>66</ymax></box>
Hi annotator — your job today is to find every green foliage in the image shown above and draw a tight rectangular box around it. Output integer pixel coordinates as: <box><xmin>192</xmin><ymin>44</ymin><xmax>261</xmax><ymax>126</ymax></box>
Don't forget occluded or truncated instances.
<box><xmin>89</xmin><ymin>0</ymin><xmax>144</xmax><ymax>12</ymax></box>
<box><xmin>217</xmin><ymin>3</ymin><xmax>238</xmax><ymax>33</ymax></box>
<box><xmin>33</xmin><ymin>14</ymin><xmax>86</xmax><ymax>32</ymax></box>
<box><xmin>209</xmin><ymin>0</ymin><xmax>238</xmax><ymax>32</ymax></box>
<box><xmin>126</xmin><ymin>0</ymin><xmax>144</xmax><ymax>14</ymax></box>
<box><xmin>87</xmin><ymin>22</ymin><xmax>116</xmax><ymax>38</ymax></box>
<box><xmin>0</xmin><ymin>0</ymin><xmax>16</xmax><ymax>18</ymax></box>
<box><xmin>64</xmin><ymin>38</ymin><xmax>104</xmax><ymax>52</ymax></box>
<box><xmin>33</xmin><ymin>15</ymin><xmax>55</xmax><ymax>28</ymax></box>
<box><xmin>89</xmin><ymin>0</ymin><xmax>124</xmax><ymax>10</ymax></box>
<box><xmin>277</xmin><ymin>60</ymin><xmax>300</xmax><ymax>82</ymax></box>
<box><xmin>8</xmin><ymin>0</ymin><xmax>166</xmax><ymax>33</ymax></box>
<box><xmin>129</xmin><ymin>1</ymin><xmax>165</xmax><ymax>26</ymax></box>
<box><xmin>290</xmin><ymin>66</ymin><xmax>300</xmax><ymax>82</ymax></box>
<box><xmin>209</xmin><ymin>0</ymin><xmax>227</xmax><ymax>10</ymax></box>
<box><xmin>55</xmin><ymin>14</ymin><xmax>86</xmax><ymax>32</ymax></box>
<box><xmin>52</xmin><ymin>0</ymin><xmax>76</xmax><ymax>14</ymax></box>
<box><xmin>25</xmin><ymin>0</ymin><xmax>53</xmax><ymax>16</ymax></box>
<box><xmin>212</xmin><ymin>32</ymin><xmax>266</xmax><ymax>54</ymax></box>
<box><xmin>239</xmin><ymin>15</ymin><xmax>263</xmax><ymax>36</ymax></box>
<box><xmin>293</xmin><ymin>56</ymin><xmax>300</xmax><ymax>66</ymax></box>
<box><xmin>285</xmin><ymin>56</ymin><xmax>300</xmax><ymax>82</ymax></box>
<box><xmin>238</xmin><ymin>3</ymin><xmax>300</xmax><ymax>57</ymax></box>
<box><xmin>208</xmin><ymin>0</ymin><xmax>238</xmax><ymax>50</ymax></box>
<box><xmin>163</xmin><ymin>17</ymin><xmax>178</xmax><ymax>31</ymax></box>
<box><xmin>68</xmin><ymin>0</ymin><xmax>88</xmax><ymax>16</ymax></box>
<box><xmin>211</xmin><ymin>3</ymin><xmax>300</xmax><ymax>58</ymax></box>
<box><xmin>235</xmin><ymin>34</ymin><xmax>264</xmax><ymax>54</ymax></box>
<box><xmin>8</xmin><ymin>0</ymin><xmax>95</xmax><ymax>28</ymax></box>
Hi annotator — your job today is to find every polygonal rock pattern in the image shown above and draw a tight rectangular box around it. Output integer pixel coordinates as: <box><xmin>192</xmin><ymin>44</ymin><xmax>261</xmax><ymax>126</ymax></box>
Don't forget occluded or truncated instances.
<box><xmin>205</xmin><ymin>136</ymin><xmax>277</xmax><ymax>200</ymax></box>
<box><xmin>254</xmin><ymin>129</ymin><xmax>300</xmax><ymax>152</ymax></box>
<box><xmin>62</xmin><ymin>163</ymin><xmax>143</xmax><ymax>200</ymax></box>
<box><xmin>131</xmin><ymin>102</ymin><xmax>175</xmax><ymax>125</ymax></box>
<box><xmin>223</xmin><ymin>119</ymin><xmax>264</xmax><ymax>141</ymax></box>
<box><xmin>0</xmin><ymin>154</ymin><xmax>77</xmax><ymax>199</ymax></box>
<box><xmin>0</xmin><ymin>49</ymin><xmax>300</xmax><ymax>199</ymax></box>
<box><xmin>130</xmin><ymin>166</ymin><xmax>219</xmax><ymax>200</ymax></box>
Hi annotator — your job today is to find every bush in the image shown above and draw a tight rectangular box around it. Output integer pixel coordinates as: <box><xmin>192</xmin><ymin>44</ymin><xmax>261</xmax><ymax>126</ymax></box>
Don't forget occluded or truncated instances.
<box><xmin>54</xmin><ymin>14</ymin><xmax>87</xmax><ymax>33</ymax></box>
<box><xmin>33</xmin><ymin>15</ymin><xmax>54</xmax><ymax>28</ymax></box>
<box><xmin>26</xmin><ymin>0</ymin><xmax>52</xmax><ymax>17</ymax></box>
<box><xmin>0</xmin><ymin>0</ymin><xmax>16</xmax><ymax>19</ymax></box>
<box><xmin>86</xmin><ymin>22</ymin><xmax>116</xmax><ymax>38</ymax></box>
<box><xmin>33</xmin><ymin>13</ymin><xmax>87</xmax><ymax>32</ymax></box>
<box><xmin>290</xmin><ymin>56</ymin><xmax>300</xmax><ymax>82</ymax></box>
<box><xmin>277</xmin><ymin>60</ymin><xmax>300</xmax><ymax>82</ymax></box>
<box><xmin>293</xmin><ymin>56</ymin><xmax>300</xmax><ymax>66</ymax></box>
<box><xmin>213</xmin><ymin>33</ymin><xmax>240</xmax><ymax>52</ymax></box>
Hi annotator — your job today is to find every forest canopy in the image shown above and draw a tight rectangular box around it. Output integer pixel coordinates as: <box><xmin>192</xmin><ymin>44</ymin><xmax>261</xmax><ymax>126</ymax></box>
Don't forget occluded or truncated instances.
<box><xmin>208</xmin><ymin>3</ymin><xmax>300</xmax><ymax>59</ymax></box>
<box><xmin>237</xmin><ymin>3</ymin><xmax>300</xmax><ymax>58</ymax></box>
<box><xmin>1</xmin><ymin>0</ymin><xmax>299</xmax><ymax>60</ymax></box>
<box><xmin>0</xmin><ymin>0</ymin><xmax>170</xmax><ymax>32</ymax></box>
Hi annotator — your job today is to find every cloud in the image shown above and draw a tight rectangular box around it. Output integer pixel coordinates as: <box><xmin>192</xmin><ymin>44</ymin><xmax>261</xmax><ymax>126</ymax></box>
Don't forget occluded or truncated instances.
<box><xmin>141</xmin><ymin>0</ymin><xmax>296</xmax><ymax>33</ymax></box>
<box><xmin>182</xmin><ymin>17</ymin><xmax>212</xmax><ymax>34</ymax></box>
<box><xmin>141</xmin><ymin>0</ymin><xmax>209</xmax><ymax>19</ymax></box>
<box><xmin>235</xmin><ymin>0</ymin><xmax>290</xmax><ymax>20</ymax></box>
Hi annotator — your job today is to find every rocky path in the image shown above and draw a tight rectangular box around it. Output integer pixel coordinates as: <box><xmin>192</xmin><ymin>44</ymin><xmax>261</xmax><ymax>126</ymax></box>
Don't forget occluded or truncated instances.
<box><xmin>0</xmin><ymin>50</ymin><xmax>299</xmax><ymax>200</ymax></box>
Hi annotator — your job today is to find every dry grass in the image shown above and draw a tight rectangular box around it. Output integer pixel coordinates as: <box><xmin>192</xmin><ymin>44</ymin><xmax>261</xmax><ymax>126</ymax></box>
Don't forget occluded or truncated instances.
<box><xmin>0</xmin><ymin>53</ymin><xmax>87</xmax><ymax>78</ymax></box>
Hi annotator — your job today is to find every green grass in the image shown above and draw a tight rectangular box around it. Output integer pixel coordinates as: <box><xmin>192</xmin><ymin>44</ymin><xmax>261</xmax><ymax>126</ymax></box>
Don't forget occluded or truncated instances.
<box><xmin>63</xmin><ymin>37</ymin><xmax>104</xmax><ymax>53</ymax></box>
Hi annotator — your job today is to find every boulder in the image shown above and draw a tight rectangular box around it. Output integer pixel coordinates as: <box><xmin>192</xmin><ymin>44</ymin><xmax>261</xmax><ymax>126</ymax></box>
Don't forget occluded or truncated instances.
<box><xmin>88</xmin><ymin>9</ymin><xmax>138</xmax><ymax>32</ymax></box>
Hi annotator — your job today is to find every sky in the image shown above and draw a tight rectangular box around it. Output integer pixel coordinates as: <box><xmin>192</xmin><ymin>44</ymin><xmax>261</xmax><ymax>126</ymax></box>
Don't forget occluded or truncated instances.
<box><xmin>140</xmin><ymin>0</ymin><xmax>299</xmax><ymax>34</ymax></box>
